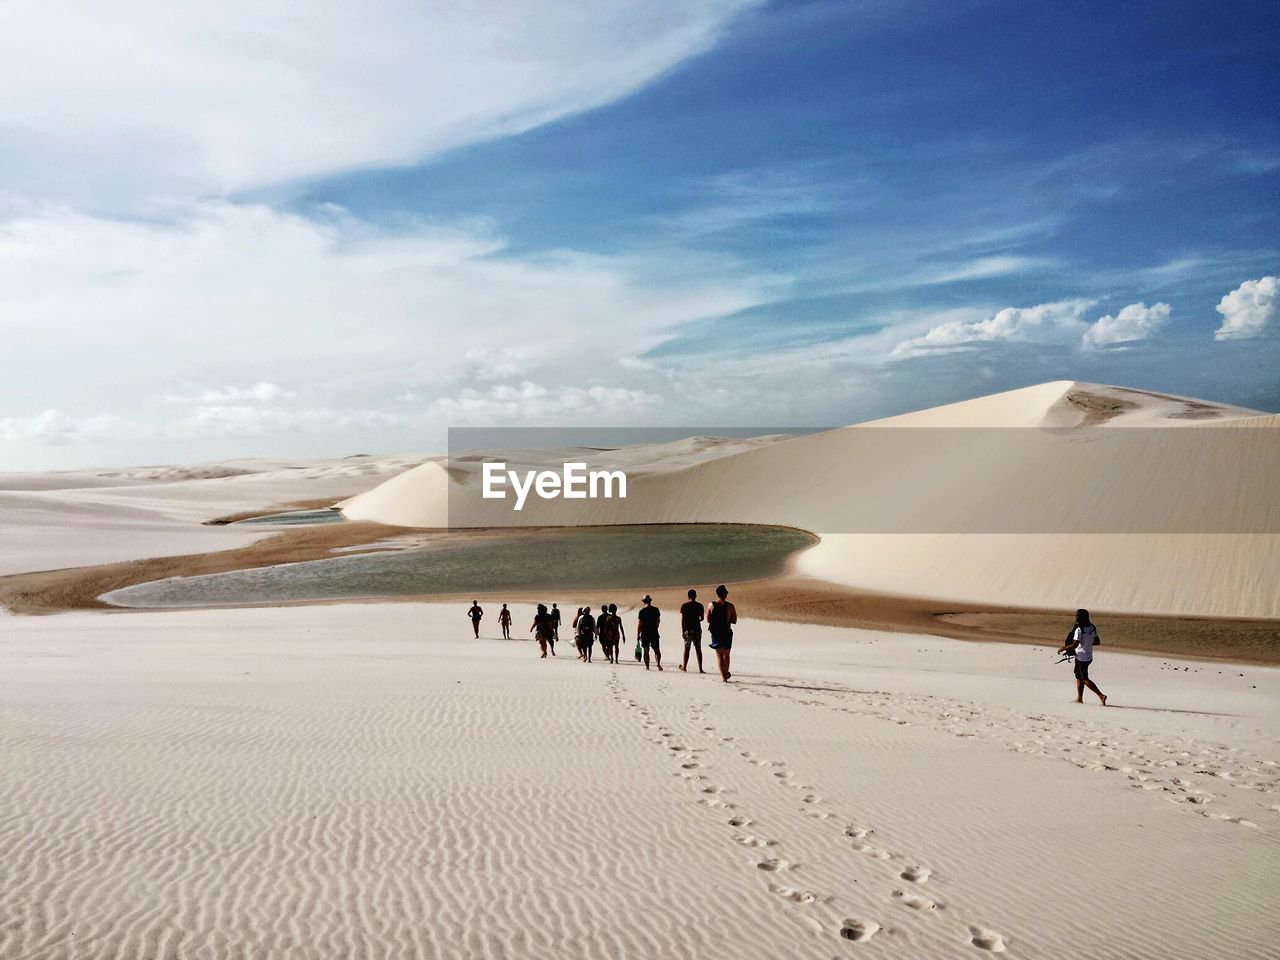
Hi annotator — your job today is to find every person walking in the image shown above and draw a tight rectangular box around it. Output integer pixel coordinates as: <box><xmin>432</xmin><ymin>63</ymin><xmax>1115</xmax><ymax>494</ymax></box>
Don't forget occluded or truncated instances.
<box><xmin>571</xmin><ymin>607</ymin><xmax>584</xmax><ymax>658</ymax></box>
<box><xmin>550</xmin><ymin>603</ymin><xmax>562</xmax><ymax>642</ymax></box>
<box><xmin>706</xmin><ymin>585</ymin><xmax>737</xmax><ymax>682</ymax></box>
<box><xmin>605</xmin><ymin>603</ymin><xmax>624</xmax><ymax>664</ymax></box>
<box><xmin>577</xmin><ymin>606</ymin><xmax>597</xmax><ymax>663</ymax></box>
<box><xmin>596</xmin><ymin>603</ymin><xmax>614</xmax><ymax>663</ymax></box>
<box><xmin>498</xmin><ymin>603</ymin><xmax>512</xmax><ymax>640</ymax></box>
<box><xmin>679</xmin><ymin>589</ymin><xmax>705</xmax><ymax>673</ymax></box>
<box><xmin>531</xmin><ymin>604</ymin><xmax>554</xmax><ymax>658</ymax></box>
<box><xmin>637</xmin><ymin>595</ymin><xmax>662</xmax><ymax>671</ymax></box>
<box><xmin>1058</xmin><ymin>608</ymin><xmax>1108</xmax><ymax>706</ymax></box>
<box><xmin>467</xmin><ymin>600</ymin><xmax>484</xmax><ymax>638</ymax></box>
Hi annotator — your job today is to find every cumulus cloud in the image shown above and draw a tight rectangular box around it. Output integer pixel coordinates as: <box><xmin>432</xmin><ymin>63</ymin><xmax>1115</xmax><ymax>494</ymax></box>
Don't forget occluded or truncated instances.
<box><xmin>889</xmin><ymin>299</ymin><xmax>1095</xmax><ymax>359</ymax></box>
<box><xmin>1214</xmin><ymin>276</ymin><xmax>1277</xmax><ymax>341</ymax></box>
<box><xmin>0</xmin><ymin>1</ymin><xmax>758</xmax><ymax>207</ymax></box>
<box><xmin>1082</xmin><ymin>301</ymin><xmax>1171</xmax><ymax>350</ymax></box>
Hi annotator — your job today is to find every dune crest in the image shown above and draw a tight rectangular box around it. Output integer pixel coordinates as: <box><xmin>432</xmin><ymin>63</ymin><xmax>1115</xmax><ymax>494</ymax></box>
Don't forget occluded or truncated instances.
<box><xmin>338</xmin><ymin>382</ymin><xmax>1278</xmax><ymax>617</ymax></box>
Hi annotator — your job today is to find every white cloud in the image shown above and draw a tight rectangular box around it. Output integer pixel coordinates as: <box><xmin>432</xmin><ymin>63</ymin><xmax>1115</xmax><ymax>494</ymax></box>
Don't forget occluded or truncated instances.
<box><xmin>890</xmin><ymin>299</ymin><xmax>1095</xmax><ymax>359</ymax></box>
<box><xmin>918</xmin><ymin>255</ymin><xmax>1050</xmax><ymax>285</ymax></box>
<box><xmin>172</xmin><ymin>405</ymin><xmax>404</xmax><ymax>439</ymax></box>
<box><xmin>1082</xmin><ymin>301</ymin><xmax>1170</xmax><ymax>350</ymax></box>
<box><xmin>0</xmin><ymin>1</ymin><xmax>758</xmax><ymax>206</ymax></box>
<box><xmin>165</xmin><ymin>382</ymin><xmax>291</xmax><ymax>404</ymax></box>
<box><xmin>1214</xmin><ymin>276</ymin><xmax>1277</xmax><ymax>341</ymax></box>
<box><xmin>0</xmin><ymin>409</ymin><xmax>134</xmax><ymax>445</ymax></box>
<box><xmin>0</xmin><ymin>201</ymin><xmax>766</xmax><ymax>459</ymax></box>
<box><xmin>427</xmin><ymin>382</ymin><xmax>662</xmax><ymax>423</ymax></box>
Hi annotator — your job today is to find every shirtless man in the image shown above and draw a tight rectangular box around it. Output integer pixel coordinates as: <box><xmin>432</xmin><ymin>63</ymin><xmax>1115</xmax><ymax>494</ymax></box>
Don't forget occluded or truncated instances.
<box><xmin>467</xmin><ymin>600</ymin><xmax>484</xmax><ymax>639</ymax></box>
<box><xmin>637</xmin><ymin>595</ymin><xmax>662</xmax><ymax>671</ymax></box>
<box><xmin>679</xmin><ymin>589</ymin><xmax>705</xmax><ymax>673</ymax></box>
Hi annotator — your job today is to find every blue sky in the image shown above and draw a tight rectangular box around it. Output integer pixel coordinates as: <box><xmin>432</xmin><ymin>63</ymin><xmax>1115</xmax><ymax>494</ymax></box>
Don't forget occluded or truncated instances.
<box><xmin>1</xmin><ymin>0</ymin><xmax>1277</xmax><ymax>468</ymax></box>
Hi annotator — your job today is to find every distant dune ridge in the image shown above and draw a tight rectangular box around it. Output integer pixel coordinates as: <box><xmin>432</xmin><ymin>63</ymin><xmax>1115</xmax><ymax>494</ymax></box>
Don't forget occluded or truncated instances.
<box><xmin>339</xmin><ymin>381</ymin><xmax>1279</xmax><ymax>618</ymax></box>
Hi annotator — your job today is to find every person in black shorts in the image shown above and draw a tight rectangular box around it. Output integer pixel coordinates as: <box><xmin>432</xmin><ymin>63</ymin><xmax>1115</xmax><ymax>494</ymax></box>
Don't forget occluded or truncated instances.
<box><xmin>707</xmin><ymin>584</ymin><xmax>737</xmax><ymax>682</ymax></box>
<box><xmin>530</xmin><ymin>604</ymin><xmax>554</xmax><ymax>658</ymax></box>
<box><xmin>1058</xmin><ymin>608</ymin><xmax>1107</xmax><ymax>705</ymax></box>
<box><xmin>679</xmin><ymin>589</ymin><xmax>705</xmax><ymax>673</ymax></box>
<box><xmin>550</xmin><ymin>603</ymin><xmax>561</xmax><ymax>642</ymax></box>
<box><xmin>637</xmin><ymin>594</ymin><xmax>662</xmax><ymax>671</ymax></box>
<box><xmin>577</xmin><ymin>606</ymin><xmax>597</xmax><ymax>663</ymax></box>
<box><xmin>467</xmin><ymin>600</ymin><xmax>484</xmax><ymax>638</ymax></box>
<box><xmin>498</xmin><ymin>603</ymin><xmax>512</xmax><ymax>640</ymax></box>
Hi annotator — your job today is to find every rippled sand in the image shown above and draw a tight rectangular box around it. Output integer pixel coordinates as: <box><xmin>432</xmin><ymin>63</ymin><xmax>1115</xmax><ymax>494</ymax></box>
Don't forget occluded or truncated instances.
<box><xmin>2</xmin><ymin>603</ymin><xmax>1277</xmax><ymax>959</ymax></box>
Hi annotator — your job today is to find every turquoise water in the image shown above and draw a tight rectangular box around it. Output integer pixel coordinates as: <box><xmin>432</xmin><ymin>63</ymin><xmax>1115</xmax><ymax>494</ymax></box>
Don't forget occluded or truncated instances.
<box><xmin>234</xmin><ymin>508</ymin><xmax>346</xmax><ymax>526</ymax></box>
<box><xmin>105</xmin><ymin>524</ymin><xmax>817</xmax><ymax>608</ymax></box>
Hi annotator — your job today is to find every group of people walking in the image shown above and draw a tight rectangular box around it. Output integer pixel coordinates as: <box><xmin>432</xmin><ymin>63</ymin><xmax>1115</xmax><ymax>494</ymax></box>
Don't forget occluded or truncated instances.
<box><xmin>467</xmin><ymin>587</ymin><xmax>739</xmax><ymax>682</ymax></box>
<box><xmin>468</xmin><ymin>598</ymin><xmax>1107</xmax><ymax>699</ymax></box>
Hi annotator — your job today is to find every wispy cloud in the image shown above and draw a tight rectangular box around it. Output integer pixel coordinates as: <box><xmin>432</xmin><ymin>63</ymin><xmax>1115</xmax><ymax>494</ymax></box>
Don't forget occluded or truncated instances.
<box><xmin>0</xmin><ymin>1</ymin><xmax>760</xmax><ymax>207</ymax></box>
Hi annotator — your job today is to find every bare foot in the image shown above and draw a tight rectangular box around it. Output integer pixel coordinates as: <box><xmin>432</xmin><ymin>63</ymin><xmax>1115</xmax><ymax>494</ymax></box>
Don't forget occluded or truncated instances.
<box><xmin>1099</xmin><ymin>694</ymin><xmax>1108</xmax><ymax>706</ymax></box>
<box><xmin>1073</xmin><ymin>699</ymin><xmax>1084</xmax><ymax>703</ymax></box>
<box><xmin>657</xmin><ymin>665</ymin><xmax>664</xmax><ymax>671</ymax></box>
<box><xmin>679</xmin><ymin>665</ymin><xmax>686</xmax><ymax>672</ymax></box>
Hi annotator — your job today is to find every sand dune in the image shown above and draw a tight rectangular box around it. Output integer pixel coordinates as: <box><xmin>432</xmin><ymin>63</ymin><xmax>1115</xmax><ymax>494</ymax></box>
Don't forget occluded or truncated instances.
<box><xmin>338</xmin><ymin>382</ymin><xmax>1279</xmax><ymax>617</ymax></box>
<box><xmin>0</xmin><ymin>454</ymin><xmax>426</xmax><ymax>576</ymax></box>
<box><xmin>1</xmin><ymin>602</ymin><xmax>1275</xmax><ymax>959</ymax></box>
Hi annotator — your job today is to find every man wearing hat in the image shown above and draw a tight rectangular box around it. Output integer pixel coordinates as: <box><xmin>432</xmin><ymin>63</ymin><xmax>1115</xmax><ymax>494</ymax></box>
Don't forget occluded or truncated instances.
<box><xmin>636</xmin><ymin>594</ymin><xmax>662</xmax><ymax>671</ymax></box>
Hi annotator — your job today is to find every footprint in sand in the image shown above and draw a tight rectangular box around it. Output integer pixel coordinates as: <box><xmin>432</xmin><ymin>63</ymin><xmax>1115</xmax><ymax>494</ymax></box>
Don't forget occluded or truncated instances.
<box><xmin>681</xmin><ymin>761</ymin><xmax>700</xmax><ymax>769</ymax></box>
<box><xmin>756</xmin><ymin>857</ymin><xmax>793</xmax><ymax>872</ymax></box>
<box><xmin>900</xmin><ymin>866</ymin><xmax>932</xmax><ymax>883</ymax></box>
<box><xmin>969</xmin><ymin>926</ymin><xmax>1006</xmax><ymax>952</ymax></box>
<box><xmin>701</xmin><ymin>785</ymin><xmax>725</xmax><ymax>794</ymax></box>
<box><xmin>768</xmin><ymin>882</ymin><xmax>817</xmax><ymax>904</ymax></box>
<box><xmin>773</xmin><ymin>771</ymin><xmax>793</xmax><ymax>780</ymax></box>
<box><xmin>893</xmin><ymin>890</ymin><xmax>938</xmax><ymax>910</ymax></box>
<box><xmin>850</xmin><ymin>842</ymin><xmax>891</xmax><ymax>860</ymax></box>
<box><xmin>728</xmin><ymin>815</ymin><xmax>753</xmax><ymax>827</ymax></box>
<box><xmin>844</xmin><ymin>826</ymin><xmax>870</xmax><ymax>839</ymax></box>
<box><xmin>733</xmin><ymin>834</ymin><xmax>777</xmax><ymax>848</ymax></box>
<box><xmin>839</xmin><ymin>918</ymin><xmax>880</xmax><ymax>942</ymax></box>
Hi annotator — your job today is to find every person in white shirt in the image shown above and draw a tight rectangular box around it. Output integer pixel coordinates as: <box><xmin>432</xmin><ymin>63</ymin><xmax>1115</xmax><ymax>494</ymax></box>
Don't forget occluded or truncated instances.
<box><xmin>1058</xmin><ymin>608</ymin><xmax>1108</xmax><ymax>706</ymax></box>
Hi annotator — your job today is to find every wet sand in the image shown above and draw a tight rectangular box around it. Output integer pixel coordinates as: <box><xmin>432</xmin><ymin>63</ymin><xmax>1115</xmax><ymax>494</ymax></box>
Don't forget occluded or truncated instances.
<box><xmin>3</xmin><ymin>523</ymin><xmax>1274</xmax><ymax>664</ymax></box>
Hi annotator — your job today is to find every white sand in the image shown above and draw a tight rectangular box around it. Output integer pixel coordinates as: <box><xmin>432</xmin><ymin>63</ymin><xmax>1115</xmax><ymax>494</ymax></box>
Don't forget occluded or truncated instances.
<box><xmin>0</xmin><ymin>455</ymin><xmax>424</xmax><ymax>575</ymax></box>
<box><xmin>1</xmin><ymin>602</ymin><xmax>1276</xmax><ymax>959</ymax></box>
<box><xmin>339</xmin><ymin>381</ymin><xmax>1279</xmax><ymax>617</ymax></box>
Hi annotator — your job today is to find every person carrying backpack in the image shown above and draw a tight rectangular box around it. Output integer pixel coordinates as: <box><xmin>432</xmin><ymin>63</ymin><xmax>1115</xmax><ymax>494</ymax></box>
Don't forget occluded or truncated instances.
<box><xmin>706</xmin><ymin>584</ymin><xmax>737</xmax><ymax>682</ymax></box>
<box><xmin>1058</xmin><ymin>608</ymin><xmax>1108</xmax><ymax>706</ymax></box>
